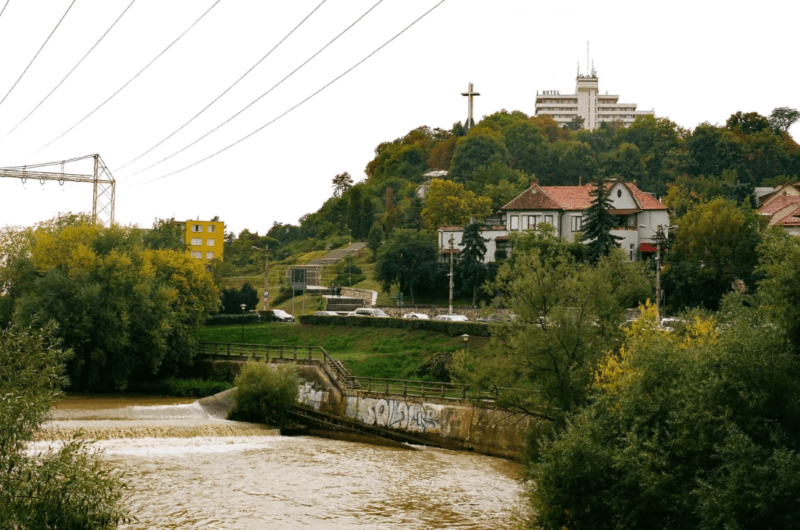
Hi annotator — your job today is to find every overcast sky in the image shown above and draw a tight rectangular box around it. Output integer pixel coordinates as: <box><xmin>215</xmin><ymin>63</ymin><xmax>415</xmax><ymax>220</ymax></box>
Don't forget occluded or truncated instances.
<box><xmin>0</xmin><ymin>0</ymin><xmax>797</xmax><ymax>235</ymax></box>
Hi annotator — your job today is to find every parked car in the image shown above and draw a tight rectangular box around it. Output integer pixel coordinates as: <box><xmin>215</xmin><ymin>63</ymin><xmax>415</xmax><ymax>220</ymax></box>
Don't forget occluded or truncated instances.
<box><xmin>313</xmin><ymin>311</ymin><xmax>339</xmax><ymax>316</ymax></box>
<box><xmin>433</xmin><ymin>314</ymin><xmax>469</xmax><ymax>322</ymax></box>
<box><xmin>660</xmin><ymin>317</ymin><xmax>686</xmax><ymax>333</ymax></box>
<box><xmin>477</xmin><ymin>314</ymin><xmax>515</xmax><ymax>323</ymax></box>
<box><xmin>265</xmin><ymin>309</ymin><xmax>294</xmax><ymax>322</ymax></box>
<box><xmin>347</xmin><ymin>308</ymin><xmax>390</xmax><ymax>318</ymax></box>
<box><xmin>402</xmin><ymin>312</ymin><xmax>430</xmax><ymax>320</ymax></box>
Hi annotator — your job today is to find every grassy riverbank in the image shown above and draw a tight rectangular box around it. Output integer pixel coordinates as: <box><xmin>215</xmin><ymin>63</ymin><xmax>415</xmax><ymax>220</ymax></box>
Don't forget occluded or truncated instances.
<box><xmin>196</xmin><ymin>322</ymin><xmax>489</xmax><ymax>380</ymax></box>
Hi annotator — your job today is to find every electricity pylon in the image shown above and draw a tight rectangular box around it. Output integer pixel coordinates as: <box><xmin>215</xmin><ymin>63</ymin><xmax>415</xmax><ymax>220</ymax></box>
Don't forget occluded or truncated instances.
<box><xmin>0</xmin><ymin>154</ymin><xmax>116</xmax><ymax>226</ymax></box>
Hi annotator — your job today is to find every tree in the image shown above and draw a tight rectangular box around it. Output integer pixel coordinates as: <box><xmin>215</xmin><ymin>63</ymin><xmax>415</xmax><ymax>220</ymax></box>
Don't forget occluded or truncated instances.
<box><xmin>456</xmin><ymin>222</ymin><xmax>489</xmax><ymax>307</ymax></box>
<box><xmin>528</xmin><ymin>302</ymin><xmax>800</xmax><ymax>530</ymax></box>
<box><xmin>448</xmin><ymin>132</ymin><xmax>510</xmax><ymax>184</ymax></box>
<box><xmin>367</xmin><ymin>222</ymin><xmax>383</xmax><ymax>259</ymax></box>
<box><xmin>726</xmin><ymin>110</ymin><xmax>772</xmax><ymax>135</ymax></box>
<box><xmin>374</xmin><ymin>229</ymin><xmax>439</xmax><ymax>303</ymax></box>
<box><xmin>503</xmin><ymin>121</ymin><xmax>548</xmax><ymax>176</ymax></box>
<box><xmin>331</xmin><ymin>171</ymin><xmax>353</xmax><ymax>198</ymax></box>
<box><xmin>566</xmin><ymin>115</ymin><xmax>585</xmax><ymax>131</ymax></box>
<box><xmin>769</xmin><ymin>107</ymin><xmax>800</xmax><ymax>133</ymax></box>
<box><xmin>662</xmin><ymin>198</ymin><xmax>762</xmax><ymax>311</ymax></box>
<box><xmin>231</xmin><ymin>362</ymin><xmax>300</xmax><ymax>426</ymax></box>
<box><xmin>0</xmin><ymin>323</ymin><xmax>129</xmax><ymax>528</ymax></box>
<box><xmin>346</xmin><ymin>185</ymin><xmax>375</xmax><ymax>240</ymax></box>
<box><xmin>582</xmin><ymin>181</ymin><xmax>622</xmax><ymax>263</ymax></box>
<box><xmin>219</xmin><ymin>282</ymin><xmax>259</xmax><ymax>314</ymax></box>
<box><xmin>142</xmin><ymin>217</ymin><xmax>183</xmax><ymax>250</ymax></box>
<box><xmin>421</xmin><ymin>179</ymin><xmax>491</xmax><ymax>229</ymax></box>
<box><xmin>756</xmin><ymin>229</ymin><xmax>800</xmax><ymax>350</ymax></box>
<box><xmin>0</xmin><ymin>216</ymin><xmax>220</xmax><ymax>391</ymax></box>
<box><xmin>401</xmin><ymin>194</ymin><xmax>424</xmax><ymax>230</ymax></box>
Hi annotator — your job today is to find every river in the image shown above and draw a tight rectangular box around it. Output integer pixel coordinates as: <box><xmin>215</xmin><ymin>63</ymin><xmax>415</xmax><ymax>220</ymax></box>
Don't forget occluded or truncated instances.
<box><xmin>38</xmin><ymin>395</ymin><xmax>525</xmax><ymax>529</ymax></box>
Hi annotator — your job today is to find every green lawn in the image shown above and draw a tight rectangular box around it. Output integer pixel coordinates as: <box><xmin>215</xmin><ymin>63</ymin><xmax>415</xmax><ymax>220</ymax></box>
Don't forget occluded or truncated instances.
<box><xmin>196</xmin><ymin>322</ymin><xmax>487</xmax><ymax>380</ymax></box>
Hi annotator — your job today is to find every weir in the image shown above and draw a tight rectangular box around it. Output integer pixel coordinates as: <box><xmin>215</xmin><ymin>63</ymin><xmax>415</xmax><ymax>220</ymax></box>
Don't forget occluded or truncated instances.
<box><xmin>197</xmin><ymin>342</ymin><xmax>536</xmax><ymax>459</ymax></box>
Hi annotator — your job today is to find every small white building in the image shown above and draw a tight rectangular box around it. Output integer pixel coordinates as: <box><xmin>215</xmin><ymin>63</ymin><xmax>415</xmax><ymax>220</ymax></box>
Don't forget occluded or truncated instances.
<box><xmin>535</xmin><ymin>71</ymin><xmax>654</xmax><ymax>130</ymax></box>
<box><xmin>438</xmin><ymin>180</ymin><xmax>670</xmax><ymax>262</ymax></box>
<box><xmin>757</xmin><ymin>182</ymin><xmax>800</xmax><ymax>236</ymax></box>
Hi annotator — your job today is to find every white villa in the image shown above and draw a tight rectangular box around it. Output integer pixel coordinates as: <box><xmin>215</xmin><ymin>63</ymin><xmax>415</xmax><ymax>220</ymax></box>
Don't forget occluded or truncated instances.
<box><xmin>438</xmin><ymin>180</ymin><xmax>670</xmax><ymax>263</ymax></box>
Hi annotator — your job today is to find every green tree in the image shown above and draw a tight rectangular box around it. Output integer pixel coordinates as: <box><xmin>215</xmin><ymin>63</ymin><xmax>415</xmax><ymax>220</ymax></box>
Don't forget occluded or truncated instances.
<box><xmin>448</xmin><ymin>132</ymin><xmax>510</xmax><ymax>184</ymax></box>
<box><xmin>455</xmin><ymin>222</ymin><xmax>489</xmax><ymax>307</ymax></box>
<box><xmin>331</xmin><ymin>171</ymin><xmax>353</xmax><ymax>197</ymax></box>
<box><xmin>0</xmin><ymin>323</ymin><xmax>129</xmax><ymax>528</ymax></box>
<box><xmin>566</xmin><ymin>115</ymin><xmax>585</xmax><ymax>131</ymax></box>
<box><xmin>528</xmin><ymin>303</ymin><xmax>800</xmax><ymax>530</ymax></box>
<box><xmin>231</xmin><ymin>362</ymin><xmax>300</xmax><ymax>426</ymax></box>
<box><xmin>142</xmin><ymin>217</ymin><xmax>183</xmax><ymax>250</ymax></box>
<box><xmin>756</xmin><ymin>229</ymin><xmax>800</xmax><ymax>350</ymax></box>
<box><xmin>502</xmin><ymin>121</ymin><xmax>548</xmax><ymax>176</ymax></box>
<box><xmin>582</xmin><ymin>181</ymin><xmax>622</xmax><ymax>263</ymax></box>
<box><xmin>401</xmin><ymin>194</ymin><xmax>424</xmax><ymax>230</ymax></box>
<box><xmin>219</xmin><ymin>282</ymin><xmax>259</xmax><ymax>314</ymax></box>
<box><xmin>367</xmin><ymin>222</ymin><xmax>384</xmax><ymax>259</ymax></box>
<box><xmin>726</xmin><ymin>110</ymin><xmax>772</xmax><ymax>135</ymax></box>
<box><xmin>421</xmin><ymin>179</ymin><xmax>492</xmax><ymax>229</ymax></box>
<box><xmin>346</xmin><ymin>185</ymin><xmax>375</xmax><ymax>240</ymax></box>
<box><xmin>375</xmin><ymin>229</ymin><xmax>439</xmax><ymax>303</ymax></box>
<box><xmin>663</xmin><ymin>198</ymin><xmax>763</xmax><ymax>311</ymax></box>
<box><xmin>769</xmin><ymin>107</ymin><xmax>800</xmax><ymax>133</ymax></box>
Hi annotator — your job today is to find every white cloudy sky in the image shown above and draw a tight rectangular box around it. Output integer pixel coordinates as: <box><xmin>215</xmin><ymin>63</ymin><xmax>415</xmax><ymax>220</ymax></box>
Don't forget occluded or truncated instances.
<box><xmin>0</xmin><ymin>0</ymin><xmax>797</xmax><ymax>235</ymax></box>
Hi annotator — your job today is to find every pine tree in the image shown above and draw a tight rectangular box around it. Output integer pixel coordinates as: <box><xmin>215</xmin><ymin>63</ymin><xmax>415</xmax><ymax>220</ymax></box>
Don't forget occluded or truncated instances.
<box><xmin>582</xmin><ymin>181</ymin><xmax>622</xmax><ymax>263</ymax></box>
<box><xmin>456</xmin><ymin>222</ymin><xmax>489</xmax><ymax>307</ymax></box>
<box><xmin>402</xmin><ymin>194</ymin><xmax>424</xmax><ymax>231</ymax></box>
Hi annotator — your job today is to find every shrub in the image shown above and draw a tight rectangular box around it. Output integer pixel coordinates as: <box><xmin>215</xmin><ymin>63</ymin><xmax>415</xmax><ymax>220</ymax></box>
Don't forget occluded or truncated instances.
<box><xmin>128</xmin><ymin>378</ymin><xmax>233</xmax><ymax>397</ymax></box>
<box><xmin>332</xmin><ymin>273</ymin><xmax>366</xmax><ymax>286</ymax></box>
<box><xmin>297</xmin><ymin>314</ymin><xmax>491</xmax><ymax>337</ymax></box>
<box><xmin>205</xmin><ymin>313</ymin><xmax>261</xmax><ymax>326</ymax></box>
<box><xmin>230</xmin><ymin>363</ymin><xmax>300</xmax><ymax>425</ymax></box>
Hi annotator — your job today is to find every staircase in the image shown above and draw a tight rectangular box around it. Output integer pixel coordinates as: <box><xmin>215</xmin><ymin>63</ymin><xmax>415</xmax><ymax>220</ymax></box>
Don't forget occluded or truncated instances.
<box><xmin>324</xmin><ymin>296</ymin><xmax>365</xmax><ymax>312</ymax></box>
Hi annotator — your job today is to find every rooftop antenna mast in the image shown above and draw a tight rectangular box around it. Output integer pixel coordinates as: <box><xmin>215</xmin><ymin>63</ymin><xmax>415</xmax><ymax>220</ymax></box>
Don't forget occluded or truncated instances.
<box><xmin>586</xmin><ymin>40</ymin><xmax>589</xmax><ymax>77</ymax></box>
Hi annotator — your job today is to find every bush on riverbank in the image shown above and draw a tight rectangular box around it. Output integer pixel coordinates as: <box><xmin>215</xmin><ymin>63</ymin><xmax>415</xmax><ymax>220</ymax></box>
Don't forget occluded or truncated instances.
<box><xmin>230</xmin><ymin>363</ymin><xmax>299</xmax><ymax>426</ymax></box>
<box><xmin>129</xmin><ymin>378</ymin><xmax>233</xmax><ymax>397</ymax></box>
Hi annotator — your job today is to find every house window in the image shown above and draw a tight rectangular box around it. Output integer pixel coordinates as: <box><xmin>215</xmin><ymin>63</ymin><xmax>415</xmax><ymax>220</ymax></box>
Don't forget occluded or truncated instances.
<box><xmin>572</xmin><ymin>215</ymin><xmax>582</xmax><ymax>232</ymax></box>
<box><xmin>510</xmin><ymin>216</ymin><xmax>519</xmax><ymax>230</ymax></box>
<box><xmin>544</xmin><ymin>215</ymin><xmax>553</xmax><ymax>226</ymax></box>
<box><xmin>207</xmin><ymin>238</ymin><xmax>215</xmax><ymax>246</ymax></box>
<box><xmin>190</xmin><ymin>251</ymin><xmax>202</xmax><ymax>259</ymax></box>
<box><xmin>627</xmin><ymin>216</ymin><xmax>636</xmax><ymax>228</ymax></box>
<box><xmin>529</xmin><ymin>216</ymin><xmax>537</xmax><ymax>229</ymax></box>
<box><xmin>206</xmin><ymin>252</ymin><xmax>214</xmax><ymax>259</ymax></box>
<box><xmin>190</xmin><ymin>238</ymin><xmax>202</xmax><ymax>246</ymax></box>
<box><xmin>629</xmin><ymin>244</ymin><xmax>635</xmax><ymax>261</ymax></box>
<box><xmin>191</xmin><ymin>224</ymin><xmax>203</xmax><ymax>232</ymax></box>
<box><xmin>207</xmin><ymin>225</ymin><xmax>216</xmax><ymax>233</ymax></box>
<box><xmin>522</xmin><ymin>216</ymin><xmax>529</xmax><ymax>230</ymax></box>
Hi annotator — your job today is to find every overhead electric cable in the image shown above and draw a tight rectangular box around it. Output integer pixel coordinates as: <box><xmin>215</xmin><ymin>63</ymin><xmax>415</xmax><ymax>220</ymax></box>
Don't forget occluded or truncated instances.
<box><xmin>115</xmin><ymin>0</ymin><xmax>327</xmax><ymax>173</ymax></box>
<box><xmin>0</xmin><ymin>0</ymin><xmax>77</xmax><ymax>111</ymax></box>
<box><xmin>34</xmin><ymin>0</ymin><xmax>222</xmax><ymax>155</ymax></box>
<box><xmin>140</xmin><ymin>0</ymin><xmax>447</xmax><ymax>185</ymax></box>
<box><xmin>4</xmin><ymin>0</ymin><xmax>138</xmax><ymax>139</ymax></box>
<box><xmin>0</xmin><ymin>0</ymin><xmax>11</xmax><ymax>19</ymax></box>
<box><xmin>123</xmin><ymin>0</ymin><xmax>386</xmax><ymax>179</ymax></box>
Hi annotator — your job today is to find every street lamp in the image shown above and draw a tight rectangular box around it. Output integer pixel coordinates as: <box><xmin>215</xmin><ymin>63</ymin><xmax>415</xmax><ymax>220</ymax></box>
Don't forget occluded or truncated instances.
<box><xmin>240</xmin><ymin>303</ymin><xmax>247</xmax><ymax>343</ymax></box>
<box><xmin>639</xmin><ymin>224</ymin><xmax>677</xmax><ymax>321</ymax></box>
<box><xmin>347</xmin><ymin>230</ymin><xmax>353</xmax><ymax>287</ymax></box>
<box><xmin>252</xmin><ymin>245</ymin><xmax>268</xmax><ymax>311</ymax></box>
<box><xmin>462</xmin><ymin>334</ymin><xmax>469</xmax><ymax>353</ymax></box>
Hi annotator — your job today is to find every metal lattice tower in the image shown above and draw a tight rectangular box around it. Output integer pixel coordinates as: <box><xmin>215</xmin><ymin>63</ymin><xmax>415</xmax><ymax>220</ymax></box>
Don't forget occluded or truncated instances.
<box><xmin>0</xmin><ymin>154</ymin><xmax>116</xmax><ymax>226</ymax></box>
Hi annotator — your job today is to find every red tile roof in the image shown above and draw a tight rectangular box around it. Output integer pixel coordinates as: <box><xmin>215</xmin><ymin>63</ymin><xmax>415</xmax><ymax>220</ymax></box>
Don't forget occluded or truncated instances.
<box><xmin>501</xmin><ymin>183</ymin><xmax>563</xmax><ymax>210</ymax></box>
<box><xmin>759</xmin><ymin>195</ymin><xmax>800</xmax><ymax>215</ymax></box>
<box><xmin>502</xmin><ymin>181</ymin><xmax>667</xmax><ymax>212</ymax></box>
<box><xmin>625</xmin><ymin>182</ymin><xmax>667</xmax><ymax>210</ymax></box>
<box><xmin>774</xmin><ymin>206</ymin><xmax>800</xmax><ymax>226</ymax></box>
<box><xmin>540</xmin><ymin>185</ymin><xmax>593</xmax><ymax>210</ymax></box>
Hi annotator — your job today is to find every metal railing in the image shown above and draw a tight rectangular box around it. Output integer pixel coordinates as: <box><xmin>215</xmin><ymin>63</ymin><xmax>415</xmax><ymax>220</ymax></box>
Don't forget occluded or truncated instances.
<box><xmin>355</xmin><ymin>377</ymin><xmax>496</xmax><ymax>401</ymax></box>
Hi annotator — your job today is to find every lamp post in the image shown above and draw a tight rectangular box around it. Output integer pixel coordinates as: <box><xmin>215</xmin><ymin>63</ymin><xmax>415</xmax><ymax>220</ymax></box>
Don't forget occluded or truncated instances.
<box><xmin>252</xmin><ymin>245</ymin><xmax>268</xmax><ymax>311</ymax></box>
<box><xmin>448</xmin><ymin>234</ymin><xmax>455</xmax><ymax>314</ymax></box>
<box><xmin>462</xmin><ymin>334</ymin><xmax>469</xmax><ymax>353</ymax></box>
<box><xmin>639</xmin><ymin>224</ymin><xmax>676</xmax><ymax>321</ymax></box>
<box><xmin>240</xmin><ymin>303</ymin><xmax>247</xmax><ymax>343</ymax></box>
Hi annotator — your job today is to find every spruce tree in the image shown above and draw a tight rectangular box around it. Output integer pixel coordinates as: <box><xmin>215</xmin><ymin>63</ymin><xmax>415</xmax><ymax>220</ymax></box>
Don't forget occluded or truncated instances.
<box><xmin>456</xmin><ymin>222</ymin><xmax>489</xmax><ymax>307</ymax></box>
<box><xmin>582</xmin><ymin>181</ymin><xmax>622</xmax><ymax>263</ymax></box>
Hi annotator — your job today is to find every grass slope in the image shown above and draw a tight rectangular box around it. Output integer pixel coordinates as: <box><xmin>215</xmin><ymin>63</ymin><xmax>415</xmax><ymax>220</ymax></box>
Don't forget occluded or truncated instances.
<box><xmin>196</xmin><ymin>322</ymin><xmax>488</xmax><ymax>380</ymax></box>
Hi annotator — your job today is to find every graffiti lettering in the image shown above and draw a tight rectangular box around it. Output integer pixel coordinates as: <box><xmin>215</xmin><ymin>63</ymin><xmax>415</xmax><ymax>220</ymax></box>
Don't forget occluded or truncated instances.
<box><xmin>345</xmin><ymin>397</ymin><xmax>441</xmax><ymax>433</ymax></box>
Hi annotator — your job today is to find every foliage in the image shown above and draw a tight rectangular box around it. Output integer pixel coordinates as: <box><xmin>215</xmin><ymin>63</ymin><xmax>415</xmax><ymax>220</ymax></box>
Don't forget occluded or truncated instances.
<box><xmin>449</xmin><ymin>132</ymin><xmax>510</xmax><ymax>184</ymax></box>
<box><xmin>455</xmin><ymin>247</ymin><xmax>651</xmax><ymax>426</ymax></box>
<box><xmin>230</xmin><ymin>362</ymin><xmax>300</xmax><ymax>425</ymax></box>
<box><xmin>205</xmin><ymin>313</ymin><xmax>262</xmax><ymax>326</ymax></box>
<box><xmin>455</xmin><ymin>222</ymin><xmax>489</xmax><ymax>307</ymax></box>
<box><xmin>756</xmin><ymin>229</ymin><xmax>800</xmax><ymax>349</ymax></box>
<box><xmin>0</xmin><ymin>323</ymin><xmax>129</xmax><ymax>529</ymax></box>
<box><xmin>331</xmin><ymin>171</ymin><xmax>354</xmax><ymax>198</ymax></box>
<box><xmin>374</xmin><ymin>229</ymin><xmax>440</xmax><ymax>303</ymax></box>
<box><xmin>421</xmin><ymin>179</ymin><xmax>492</xmax><ymax>229</ymax></box>
<box><xmin>219</xmin><ymin>282</ymin><xmax>259</xmax><ymax>314</ymax></box>
<box><xmin>347</xmin><ymin>185</ymin><xmax>375</xmax><ymax>240</ymax></box>
<box><xmin>769</xmin><ymin>107</ymin><xmax>800</xmax><ymax>133</ymax></box>
<box><xmin>367</xmin><ymin>222</ymin><xmax>383</xmax><ymax>258</ymax></box>
<box><xmin>297</xmin><ymin>314</ymin><xmax>491</xmax><ymax>337</ymax></box>
<box><xmin>527</xmin><ymin>301</ymin><xmax>800</xmax><ymax>530</ymax></box>
<box><xmin>663</xmin><ymin>198</ymin><xmax>763</xmax><ymax>312</ymax></box>
<box><xmin>582</xmin><ymin>181</ymin><xmax>623</xmax><ymax>263</ymax></box>
<box><xmin>0</xmin><ymin>217</ymin><xmax>220</xmax><ymax>391</ymax></box>
<box><xmin>142</xmin><ymin>217</ymin><xmax>183</xmax><ymax>250</ymax></box>
<box><xmin>130</xmin><ymin>378</ymin><xmax>232</xmax><ymax>397</ymax></box>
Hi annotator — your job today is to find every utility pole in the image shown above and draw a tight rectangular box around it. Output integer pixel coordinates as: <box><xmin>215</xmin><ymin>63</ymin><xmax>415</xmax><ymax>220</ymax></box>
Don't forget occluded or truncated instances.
<box><xmin>655</xmin><ymin>226</ymin><xmax>664</xmax><ymax>322</ymax></box>
<box><xmin>448</xmin><ymin>234</ymin><xmax>454</xmax><ymax>314</ymax></box>
<box><xmin>252</xmin><ymin>245</ymin><xmax>269</xmax><ymax>311</ymax></box>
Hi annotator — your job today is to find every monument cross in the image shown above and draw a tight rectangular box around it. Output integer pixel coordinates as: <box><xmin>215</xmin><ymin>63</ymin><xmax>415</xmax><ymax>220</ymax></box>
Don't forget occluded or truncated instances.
<box><xmin>461</xmin><ymin>82</ymin><xmax>480</xmax><ymax>129</ymax></box>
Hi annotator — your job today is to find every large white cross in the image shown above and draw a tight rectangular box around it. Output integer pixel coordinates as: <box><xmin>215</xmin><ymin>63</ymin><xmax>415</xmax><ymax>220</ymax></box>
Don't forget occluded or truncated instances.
<box><xmin>461</xmin><ymin>82</ymin><xmax>480</xmax><ymax>129</ymax></box>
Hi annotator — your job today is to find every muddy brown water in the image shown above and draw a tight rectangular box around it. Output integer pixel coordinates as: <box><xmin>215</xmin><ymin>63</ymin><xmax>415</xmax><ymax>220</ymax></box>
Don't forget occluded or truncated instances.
<box><xmin>35</xmin><ymin>395</ymin><xmax>525</xmax><ymax>529</ymax></box>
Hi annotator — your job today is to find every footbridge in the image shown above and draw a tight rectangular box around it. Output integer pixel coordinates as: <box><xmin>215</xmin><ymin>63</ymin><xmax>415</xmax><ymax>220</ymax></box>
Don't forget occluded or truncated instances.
<box><xmin>196</xmin><ymin>342</ymin><xmax>535</xmax><ymax>458</ymax></box>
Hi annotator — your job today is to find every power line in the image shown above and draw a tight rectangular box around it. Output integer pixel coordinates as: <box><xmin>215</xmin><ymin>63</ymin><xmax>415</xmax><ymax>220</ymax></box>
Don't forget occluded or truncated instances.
<box><xmin>34</xmin><ymin>0</ymin><xmax>222</xmax><ymax>155</ymax></box>
<box><xmin>115</xmin><ymin>0</ymin><xmax>327</xmax><ymax>174</ymax></box>
<box><xmin>139</xmin><ymin>0</ymin><xmax>448</xmax><ymax>186</ymax></box>
<box><xmin>0</xmin><ymin>0</ymin><xmax>78</xmax><ymax>111</ymax></box>
<box><xmin>0</xmin><ymin>0</ymin><xmax>11</xmax><ymax>19</ymax></box>
<box><xmin>4</xmin><ymin>0</ymin><xmax>138</xmax><ymax>140</ymax></box>
<box><xmin>123</xmin><ymin>0</ymin><xmax>386</xmax><ymax>179</ymax></box>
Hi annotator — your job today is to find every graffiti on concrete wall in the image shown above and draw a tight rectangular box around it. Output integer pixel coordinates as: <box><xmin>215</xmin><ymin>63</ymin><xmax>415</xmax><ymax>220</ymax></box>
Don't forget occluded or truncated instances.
<box><xmin>297</xmin><ymin>382</ymin><xmax>326</xmax><ymax>411</ymax></box>
<box><xmin>345</xmin><ymin>396</ymin><xmax>442</xmax><ymax>433</ymax></box>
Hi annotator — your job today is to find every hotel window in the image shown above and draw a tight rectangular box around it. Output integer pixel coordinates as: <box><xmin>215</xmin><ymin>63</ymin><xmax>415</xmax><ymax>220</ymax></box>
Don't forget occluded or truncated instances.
<box><xmin>572</xmin><ymin>215</ymin><xmax>582</xmax><ymax>232</ymax></box>
<box><xmin>207</xmin><ymin>238</ymin><xmax>215</xmax><ymax>246</ymax></box>
<box><xmin>544</xmin><ymin>215</ymin><xmax>553</xmax><ymax>226</ymax></box>
<box><xmin>207</xmin><ymin>225</ymin><xmax>216</xmax><ymax>233</ymax></box>
<box><xmin>510</xmin><ymin>215</ymin><xmax>519</xmax><ymax>230</ymax></box>
<box><xmin>191</xmin><ymin>238</ymin><xmax>202</xmax><ymax>246</ymax></box>
<box><xmin>206</xmin><ymin>252</ymin><xmax>214</xmax><ymax>259</ymax></box>
<box><xmin>190</xmin><ymin>251</ymin><xmax>202</xmax><ymax>259</ymax></box>
<box><xmin>191</xmin><ymin>224</ymin><xmax>203</xmax><ymax>232</ymax></box>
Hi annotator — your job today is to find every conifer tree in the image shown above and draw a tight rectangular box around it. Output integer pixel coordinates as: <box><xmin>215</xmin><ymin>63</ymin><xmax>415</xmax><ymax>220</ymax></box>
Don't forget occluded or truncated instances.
<box><xmin>582</xmin><ymin>181</ymin><xmax>622</xmax><ymax>263</ymax></box>
<box><xmin>456</xmin><ymin>222</ymin><xmax>489</xmax><ymax>307</ymax></box>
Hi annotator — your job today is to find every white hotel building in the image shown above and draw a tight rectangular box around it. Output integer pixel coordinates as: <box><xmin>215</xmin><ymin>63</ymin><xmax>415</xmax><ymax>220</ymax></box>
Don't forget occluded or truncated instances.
<box><xmin>535</xmin><ymin>71</ymin><xmax>654</xmax><ymax>130</ymax></box>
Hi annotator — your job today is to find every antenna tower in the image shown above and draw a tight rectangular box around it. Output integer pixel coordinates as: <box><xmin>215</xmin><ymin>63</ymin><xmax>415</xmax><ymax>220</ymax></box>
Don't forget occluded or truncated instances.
<box><xmin>586</xmin><ymin>40</ymin><xmax>589</xmax><ymax>77</ymax></box>
<box><xmin>0</xmin><ymin>154</ymin><xmax>116</xmax><ymax>226</ymax></box>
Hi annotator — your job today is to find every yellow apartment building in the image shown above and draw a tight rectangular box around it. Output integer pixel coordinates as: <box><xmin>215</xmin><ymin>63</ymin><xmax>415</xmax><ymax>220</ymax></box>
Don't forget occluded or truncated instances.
<box><xmin>178</xmin><ymin>220</ymin><xmax>224</xmax><ymax>264</ymax></box>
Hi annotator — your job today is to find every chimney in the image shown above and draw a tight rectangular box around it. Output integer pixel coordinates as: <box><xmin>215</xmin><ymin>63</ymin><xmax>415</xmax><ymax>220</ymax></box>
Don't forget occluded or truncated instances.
<box><xmin>579</xmin><ymin>175</ymin><xmax>582</xmax><ymax>186</ymax></box>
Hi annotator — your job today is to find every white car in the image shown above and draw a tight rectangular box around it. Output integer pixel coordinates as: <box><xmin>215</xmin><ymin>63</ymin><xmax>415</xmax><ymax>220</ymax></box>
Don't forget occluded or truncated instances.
<box><xmin>402</xmin><ymin>313</ymin><xmax>430</xmax><ymax>320</ymax></box>
<box><xmin>266</xmin><ymin>309</ymin><xmax>294</xmax><ymax>322</ymax></box>
<box><xmin>313</xmin><ymin>311</ymin><xmax>339</xmax><ymax>316</ymax></box>
<box><xmin>347</xmin><ymin>308</ymin><xmax>390</xmax><ymax>318</ymax></box>
<box><xmin>433</xmin><ymin>314</ymin><xmax>469</xmax><ymax>322</ymax></box>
